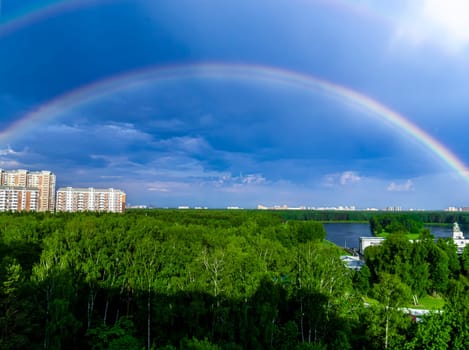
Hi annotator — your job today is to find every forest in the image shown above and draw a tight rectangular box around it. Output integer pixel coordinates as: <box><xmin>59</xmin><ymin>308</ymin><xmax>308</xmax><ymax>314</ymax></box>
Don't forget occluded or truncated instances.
<box><xmin>369</xmin><ymin>214</ymin><xmax>426</xmax><ymax>236</ymax></box>
<box><xmin>277</xmin><ymin>209</ymin><xmax>469</xmax><ymax>225</ymax></box>
<box><xmin>0</xmin><ymin>209</ymin><xmax>468</xmax><ymax>349</ymax></box>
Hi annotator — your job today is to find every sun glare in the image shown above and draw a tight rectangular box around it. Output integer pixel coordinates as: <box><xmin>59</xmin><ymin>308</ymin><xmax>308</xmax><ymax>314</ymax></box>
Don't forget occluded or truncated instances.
<box><xmin>363</xmin><ymin>0</ymin><xmax>469</xmax><ymax>52</ymax></box>
<box><xmin>423</xmin><ymin>0</ymin><xmax>469</xmax><ymax>46</ymax></box>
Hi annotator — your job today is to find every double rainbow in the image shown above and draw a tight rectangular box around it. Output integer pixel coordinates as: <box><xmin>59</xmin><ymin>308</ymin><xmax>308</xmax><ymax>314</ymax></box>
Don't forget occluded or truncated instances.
<box><xmin>1</xmin><ymin>2</ymin><xmax>468</xmax><ymax>182</ymax></box>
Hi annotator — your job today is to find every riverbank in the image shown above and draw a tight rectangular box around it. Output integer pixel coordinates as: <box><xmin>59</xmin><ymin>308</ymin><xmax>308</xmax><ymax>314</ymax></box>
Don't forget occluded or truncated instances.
<box><xmin>324</xmin><ymin>222</ymin><xmax>453</xmax><ymax>250</ymax></box>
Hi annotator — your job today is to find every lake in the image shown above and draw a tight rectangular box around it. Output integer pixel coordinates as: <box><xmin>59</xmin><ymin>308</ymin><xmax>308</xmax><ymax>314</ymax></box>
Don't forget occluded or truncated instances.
<box><xmin>324</xmin><ymin>223</ymin><xmax>454</xmax><ymax>249</ymax></box>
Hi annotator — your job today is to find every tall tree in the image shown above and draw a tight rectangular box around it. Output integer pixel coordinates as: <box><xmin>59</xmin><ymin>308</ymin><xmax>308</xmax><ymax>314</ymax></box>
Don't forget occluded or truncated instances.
<box><xmin>371</xmin><ymin>273</ymin><xmax>412</xmax><ymax>349</ymax></box>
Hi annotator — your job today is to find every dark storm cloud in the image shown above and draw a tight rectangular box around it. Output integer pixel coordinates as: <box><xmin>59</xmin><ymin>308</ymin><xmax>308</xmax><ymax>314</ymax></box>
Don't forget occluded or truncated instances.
<box><xmin>1</xmin><ymin>0</ymin><xmax>469</xmax><ymax>208</ymax></box>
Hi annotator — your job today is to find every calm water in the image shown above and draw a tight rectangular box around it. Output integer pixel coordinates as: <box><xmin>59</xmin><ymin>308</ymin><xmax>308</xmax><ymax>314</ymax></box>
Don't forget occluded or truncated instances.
<box><xmin>324</xmin><ymin>223</ymin><xmax>454</xmax><ymax>249</ymax></box>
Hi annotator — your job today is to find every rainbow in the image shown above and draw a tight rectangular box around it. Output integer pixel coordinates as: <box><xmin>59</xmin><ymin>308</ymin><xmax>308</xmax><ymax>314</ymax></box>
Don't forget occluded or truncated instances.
<box><xmin>0</xmin><ymin>0</ymin><xmax>384</xmax><ymax>39</ymax></box>
<box><xmin>0</xmin><ymin>0</ymin><xmax>105</xmax><ymax>38</ymax></box>
<box><xmin>1</xmin><ymin>62</ymin><xmax>469</xmax><ymax>182</ymax></box>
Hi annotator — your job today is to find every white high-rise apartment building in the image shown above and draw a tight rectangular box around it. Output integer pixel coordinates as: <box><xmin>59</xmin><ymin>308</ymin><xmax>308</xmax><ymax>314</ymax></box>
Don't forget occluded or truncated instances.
<box><xmin>55</xmin><ymin>187</ymin><xmax>126</xmax><ymax>213</ymax></box>
<box><xmin>0</xmin><ymin>187</ymin><xmax>39</xmax><ymax>212</ymax></box>
<box><xmin>0</xmin><ymin>169</ymin><xmax>56</xmax><ymax>212</ymax></box>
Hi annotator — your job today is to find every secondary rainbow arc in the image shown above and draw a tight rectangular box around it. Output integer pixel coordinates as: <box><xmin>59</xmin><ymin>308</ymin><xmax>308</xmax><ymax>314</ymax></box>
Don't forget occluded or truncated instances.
<box><xmin>0</xmin><ymin>0</ymin><xmax>105</xmax><ymax>38</ymax></box>
<box><xmin>0</xmin><ymin>0</ymin><xmax>385</xmax><ymax>39</ymax></box>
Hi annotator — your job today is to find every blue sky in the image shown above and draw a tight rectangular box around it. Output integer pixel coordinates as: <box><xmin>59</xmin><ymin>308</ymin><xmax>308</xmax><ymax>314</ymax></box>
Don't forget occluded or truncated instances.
<box><xmin>1</xmin><ymin>0</ymin><xmax>469</xmax><ymax>209</ymax></box>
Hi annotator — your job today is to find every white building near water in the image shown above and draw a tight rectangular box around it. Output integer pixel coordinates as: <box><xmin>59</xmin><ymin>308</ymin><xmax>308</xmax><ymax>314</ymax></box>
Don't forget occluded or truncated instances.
<box><xmin>359</xmin><ymin>237</ymin><xmax>385</xmax><ymax>255</ymax></box>
<box><xmin>451</xmin><ymin>223</ymin><xmax>469</xmax><ymax>254</ymax></box>
<box><xmin>359</xmin><ymin>223</ymin><xmax>469</xmax><ymax>255</ymax></box>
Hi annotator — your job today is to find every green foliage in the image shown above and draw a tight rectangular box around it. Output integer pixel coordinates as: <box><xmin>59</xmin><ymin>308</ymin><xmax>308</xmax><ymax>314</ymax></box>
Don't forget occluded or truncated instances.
<box><xmin>412</xmin><ymin>294</ymin><xmax>445</xmax><ymax>310</ymax></box>
<box><xmin>462</xmin><ymin>245</ymin><xmax>469</xmax><ymax>273</ymax></box>
<box><xmin>276</xmin><ymin>209</ymin><xmax>469</xmax><ymax>226</ymax></box>
<box><xmin>369</xmin><ymin>214</ymin><xmax>424</xmax><ymax>236</ymax></box>
<box><xmin>87</xmin><ymin>318</ymin><xmax>141</xmax><ymax>350</ymax></box>
<box><xmin>408</xmin><ymin>312</ymin><xmax>452</xmax><ymax>349</ymax></box>
<box><xmin>364</xmin><ymin>229</ymin><xmax>459</xmax><ymax>297</ymax></box>
<box><xmin>437</xmin><ymin>238</ymin><xmax>460</xmax><ymax>277</ymax></box>
<box><xmin>407</xmin><ymin>278</ymin><xmax>469</xmax><ymax>349</ymax></box>
<box><xmin>294</xmin><ymin>342</ymin><xmax>327</xmax><ymax>350</ymax></box>
<box><xmin>274</xmin><ymin>321</ymin><xmax>299</xmax><ymax>350</ymax></box>
<box><xmin>363</xmin><ymin>274</ymin><xmax>413</xmax><ymax>349</ymax></box>
<box><xmin>0</xmin><ymin>210</ymin><xmax>466</xmax><ymax>349</ymax></box>
<box><xmin>180</xmin><ymin>337</ymin><xmax>222</xmax><ymax>350</ymax></box>
<box><xmin>353</xmin><ymin>264</ymin><xmax>371</xmax><ymax>293</ymax></box>
<box><xmin>287</xmin><ymin>221</ymin><xmax>326</xmax><ymax>243</ymax></box>
<box><xmin>0</xmin><ymin>257</ymin><xmax>41</xmax><ymax>349</ymax></box>
<box><xmin>360</xmin><ymin>304</ymin><xmax>413</xmax><ymax>350</ymax></box>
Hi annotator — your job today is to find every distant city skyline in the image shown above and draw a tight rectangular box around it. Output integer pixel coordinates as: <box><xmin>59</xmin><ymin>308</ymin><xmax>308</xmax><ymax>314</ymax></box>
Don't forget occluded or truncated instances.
<box><xmin>1</xmin><ymin>0</ymin><xmax>469</xmax><ymax>209</ymax></box>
